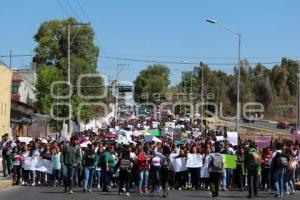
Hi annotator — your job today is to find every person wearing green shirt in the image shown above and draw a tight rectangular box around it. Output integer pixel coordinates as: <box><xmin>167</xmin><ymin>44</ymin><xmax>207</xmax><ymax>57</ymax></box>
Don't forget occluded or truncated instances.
<box><xmin>100</xmin><ymin>145</ymin><xmax>115</xmax><ymax>192</ymax></box>
<box><xmin>245</xmin><ymin>142</ymin><xmax>261</xmax><ymax>198</ymax></box>
<box><xmin>62</xmin><ymin>137</ymin><xmax>81</xmax><ymax>194</ymax></box>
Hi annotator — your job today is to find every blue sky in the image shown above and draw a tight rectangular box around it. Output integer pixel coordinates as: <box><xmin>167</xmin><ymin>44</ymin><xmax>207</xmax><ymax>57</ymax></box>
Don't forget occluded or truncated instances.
<box><xmin>1</xmin><ymin>0</ymin><xmax>300</xmax><ymax>85</ymax></box>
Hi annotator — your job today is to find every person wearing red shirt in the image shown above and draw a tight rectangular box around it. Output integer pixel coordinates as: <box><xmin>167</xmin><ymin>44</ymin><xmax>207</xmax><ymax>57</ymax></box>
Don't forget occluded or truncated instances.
<box><xmin>137</xmin><ymin>146</ymin><xmax>151</xmax><ymax>193</ymax></box>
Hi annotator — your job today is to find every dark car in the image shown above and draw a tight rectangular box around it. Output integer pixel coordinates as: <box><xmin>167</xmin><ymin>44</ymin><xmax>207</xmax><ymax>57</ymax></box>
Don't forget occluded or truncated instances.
<box><xmin>243</xmin><ymin>116</ymin><xmax>255</xmax><ymax>123</ymax></box>
<box><xmin>277</xmin><ymin>121</ymin><xmax>289</xmax><ymax>129</ymax></box>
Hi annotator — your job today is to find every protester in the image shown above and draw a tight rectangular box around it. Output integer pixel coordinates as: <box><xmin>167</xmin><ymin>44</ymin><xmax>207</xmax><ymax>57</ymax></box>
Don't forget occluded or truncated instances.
<box><xmin>137</xmin><ymin>146</ymin><xmax>150</xmax><ymax>193</ymax></box>
<box><xmin>245</xmin><ymin>142</ymin><xmax>261</xmax><ymax>198</ymax></box>
<box><xmin>21</xmin><ymin>144</ymin><xmax>30</xmax><ymax>185</ymax></box>
<box><xmin>10</xmin><ymin>146</ymin><xmax>21</xmax><ymax>185</ymax></box>
<box><xmin>235</xmin><ymin>146</ymin><xmax>246</xmax><ymax>191</ymax></box>
<box><xmin>51</xmin><ymin>145</ymin><xmax>61</xmax><ymax>187</ymax></box>
<box><xmin>209</xmin><ymin>145</ymin><xmax>223</xmax><ymax>198</ymax></box>
<box><xmin>100</xmin><ymin>145</ymin><xmax>115</xmax><ymax>192</ymax></box>
<box><xmin>82</xmin><ymin>143</ymin><xmax>98</xmax><ymax>192</ymax></box>
<box><xmin>1</xmin><ymin>115</ymin><xmax>299</xmax><ymax>199</ymax></box>
<box><xmin>272</xmin><ymin>143</ymin><xmax>289</xmax><ymax>197</ymax></box>
<box><xmin>62</xmin><ymin>137</ymin><xmax>81</xmax><ymax>194</ymax></box>
<box><xmin>116</xmin><ymin>148</ymin><xmax>132</xmax><ymax>196</ymax></box>
<box><xmin>0</xmin><ymin>134</ymin><xmax>11</xmax><ymax>177</ymax></box>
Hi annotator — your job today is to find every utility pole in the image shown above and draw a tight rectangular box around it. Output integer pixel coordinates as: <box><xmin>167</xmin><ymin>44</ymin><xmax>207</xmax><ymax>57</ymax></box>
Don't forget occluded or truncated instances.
<box><xmin>9</xmin><ymin>50</ymin><xmax>12</xmax><ymax>68</ymax></box>
<box><xmin>67</xmin><ymin>24</ymin><xmax>71</xmax><ymax>134</ymax></box>
<box><xmin>201</xmin><ymin>62</ymin><xmax>204</xmax><ymax>134</ymax></box>
<box><xmin>236</xmin><ymin>33</ymin><xmax>241</xmax><ymax>134</ymax></box>
<box><xmin>67</xmin><ymin>22</ymin><xmax>90</xmax><ymax>134</ymax></box>
<box><xmin>297</xmin><ymin>61</ymin><xmax>300</xmax><ymax>133</ymax></box>
<box><xmin>115</xmin><ymin>64</ymin><xmax>127</xmax><ymax>122</ymax></box>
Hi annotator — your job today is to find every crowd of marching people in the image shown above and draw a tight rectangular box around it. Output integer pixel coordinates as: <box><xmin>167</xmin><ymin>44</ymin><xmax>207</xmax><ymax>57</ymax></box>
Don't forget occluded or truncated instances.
<box><xmin>1</xmin><ymin>116</ymin><xmax>300</xmax><ymax>198</ymax></box>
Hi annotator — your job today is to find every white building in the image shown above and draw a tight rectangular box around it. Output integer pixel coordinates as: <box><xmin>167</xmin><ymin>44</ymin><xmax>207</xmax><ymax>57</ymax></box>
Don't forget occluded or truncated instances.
<box><xmin>11</xmin><ymin>63</ymin><xmax>36</xmax><ymax>103</ymax></box>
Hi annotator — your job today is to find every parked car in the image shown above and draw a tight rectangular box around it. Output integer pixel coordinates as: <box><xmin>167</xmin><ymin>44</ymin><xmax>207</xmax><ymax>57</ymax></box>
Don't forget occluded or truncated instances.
<box><xmin>243</xmin><ymin>116</ymin><xmax>255</xmax><ymax>123</ymax></box>
<box><xmin>277</xmin><ymin>121</ymin><xmax>289</xmax><ymax>129</ymax></box>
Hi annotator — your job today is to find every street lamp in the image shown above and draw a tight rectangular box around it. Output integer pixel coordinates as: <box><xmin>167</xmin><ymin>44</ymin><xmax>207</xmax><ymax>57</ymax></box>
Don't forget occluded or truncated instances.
<box><xmin>206</xmin><ymin>18</ymin><xmax>242</xmax><ymax>133</ymax></box>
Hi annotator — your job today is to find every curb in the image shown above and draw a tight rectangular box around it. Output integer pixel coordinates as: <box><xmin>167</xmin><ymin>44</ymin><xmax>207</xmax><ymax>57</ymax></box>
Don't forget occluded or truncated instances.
<box><xmin>0</xmin><ymin>180</ymin><xmax>12</xmax><ymax>190</ymax></box>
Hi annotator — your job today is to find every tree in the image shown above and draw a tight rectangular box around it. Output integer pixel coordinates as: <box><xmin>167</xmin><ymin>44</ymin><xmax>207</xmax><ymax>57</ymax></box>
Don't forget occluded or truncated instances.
<box><xmin>133</xmin><ymin>64</ymin><xmax>170</xmax><ymax>103</ymax></box>
<box><xmin>34</xmin><ymin>17</ymin><xmax>104</xmax><ymax>127</ymax></box>
<box><xmin>270</xmin><ymin>65</ymin><xmax>289</xmax><ymax>96</ymax></box>
<box><xmin>253</xmin><ymin>77</ymin><xmax>273</xmax><ymax>109</ymax></box>
<box><xmin>281</xmin><ymin>58</ymin><xmax>299</xmax><ymax>96</ymax></box>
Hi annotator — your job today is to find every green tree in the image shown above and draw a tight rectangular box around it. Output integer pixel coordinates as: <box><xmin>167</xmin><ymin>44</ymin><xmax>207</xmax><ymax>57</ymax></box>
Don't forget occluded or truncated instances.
<box><xmin>34</xmin><ymin>17</ymin><xmax>104</xmax><ymax>127</ymax></box>
<box><xmin>253</xmin><ymin>77</ymin><xmax>273</xmax><ymax>109</ymax></box>
<box><xmin>134</xmin><ymin>64</ymin><xmax>170</xmax><ymax>103</ymax></box>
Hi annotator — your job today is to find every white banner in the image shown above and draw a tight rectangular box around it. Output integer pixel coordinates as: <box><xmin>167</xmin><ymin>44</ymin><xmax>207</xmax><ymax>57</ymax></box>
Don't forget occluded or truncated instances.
<box><xmin>24</xmin><ymin>157</ymin><xmax>53</xmax><ymax>174</ymax></box>
<box><xmin>186</xmin><ymin>153</ymin><xmax>203</xmax><ymax>168</ymax></box>
<box><xmin>227</xmin><ymin>132</ymin><xmax>238</xmax><ymax>146</ymax></box>
<box><xmin>172</xmin><ymin>157</ymin><xmax>187</xmax><ymax>172</ymax></box>
<box><xmin>24</xmin><ymin>157</ymin><xmax>38</xmax><ymax>171</ymax></box>
<box><xmin>216</xmin><ymin>136</ymin><xmax>224</xmax><ymax>142</ymax></box>
<box><xmin>165</xmin><ymin>122</ymin><xmax>176</xmax><ymax>128</ymax></box>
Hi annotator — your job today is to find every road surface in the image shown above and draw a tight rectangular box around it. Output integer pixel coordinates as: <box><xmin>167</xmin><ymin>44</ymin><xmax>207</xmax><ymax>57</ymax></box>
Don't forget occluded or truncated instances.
<box><xmin>0</xmin><ymin>186</ymin><xmax>299</xmax><ymax>200</ymax></box>
<box><xmin>222</xmin><ymin>119</ymin><xmax>291</xmax><ymax>134</ymax></box>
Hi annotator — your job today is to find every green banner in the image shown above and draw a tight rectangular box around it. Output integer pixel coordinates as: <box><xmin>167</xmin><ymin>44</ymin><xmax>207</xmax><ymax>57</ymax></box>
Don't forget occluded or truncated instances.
<box><xmin>223</xmin><ymin>155</ymin><xmax>237</xmax><ymax>169</ymax></box>
<box><xmin>151</xmin><ymin>129</ymin><xmax>160</xmax><ymax>136</ymax></box>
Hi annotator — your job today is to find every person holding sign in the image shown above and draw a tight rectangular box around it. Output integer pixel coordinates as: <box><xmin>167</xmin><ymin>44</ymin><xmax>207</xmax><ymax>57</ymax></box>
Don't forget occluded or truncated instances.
<box><xmin>245</xmin><ymin>142</ymin><xmax>261</xmax><ymax>198</ymax></box>
<box><xmin>201</xmin><ymin>145</ymin><xmax>212</xmax><ymax>190</ymax></box>
<box><xmin>222</xmin><ymin>144</ymin><xmax>234</xmax><ymax>191</ymax></box>
<box><xmin>187</xmin><ymin>146</ymin><xmax>203</xmax><ymax>190</ymax></box>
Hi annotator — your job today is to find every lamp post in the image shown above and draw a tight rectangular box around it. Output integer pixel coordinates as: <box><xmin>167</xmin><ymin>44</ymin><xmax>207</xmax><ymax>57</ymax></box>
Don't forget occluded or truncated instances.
<box><xmin>206</xmin><ymin>18</ymin><xmax>241</xmax><ymax>133</ymax></box>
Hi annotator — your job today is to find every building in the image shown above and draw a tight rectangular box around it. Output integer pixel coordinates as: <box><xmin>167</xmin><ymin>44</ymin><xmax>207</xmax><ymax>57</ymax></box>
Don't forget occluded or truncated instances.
<box><xmin>11</xmin><ymin>64</ymin><xmax>36</xmax><ymax>103</ymax></box>
<box><xmin>10</xmin><ymin>63</ymin><xmax>49</xmax><ymax>138</ymax></box>
<box><xmin>0</xmin><ymin>61</ymin><xmax>12</xmax><ymax>137</ymax></box>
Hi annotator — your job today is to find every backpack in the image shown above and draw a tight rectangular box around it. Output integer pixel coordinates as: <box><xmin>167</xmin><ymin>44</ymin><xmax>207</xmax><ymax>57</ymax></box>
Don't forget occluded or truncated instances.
<box><xmin>277</xmin><ymin>155</ymin><xmax>288</xmax><ymax>168</ymax></box>
<box><xmin>249</xmin><ymin>151</ymin><xmax>261</xmax><ymax>166</ymax></box>
<box><xmin>119</xmin><ymin>159</ymin><xmax>131</xmax><ymax>172</ymax></box>
<box><xmin>211</xmin><ymin>153</ymin><xmax>223</xmax><ymax>170</ymax></box>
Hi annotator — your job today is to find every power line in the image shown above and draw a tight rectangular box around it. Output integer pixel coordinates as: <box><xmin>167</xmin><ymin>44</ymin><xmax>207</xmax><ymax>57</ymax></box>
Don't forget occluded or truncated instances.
<box><xmin>75</xmin><ymin>0</ymin><xmax>90</xmax><ymax>22</ymax></box>
<box><xmin>65</xmin><ymin>0</ymin><xmax>81</xmax><ymax>20</ymax></box>
<box><xmin>0</xmin><ymin>53</ymin><xmax>292</xmax><ymax>66</ymax></box>
<box><xmin>74</xmin><ymin>0</ymin><xmax>119</xmax><ymax>73</ymax></box>
<box><xmin>56</xmin><ymin>0</ymin><xmax>70</xmax><ymax>17</ymax></box>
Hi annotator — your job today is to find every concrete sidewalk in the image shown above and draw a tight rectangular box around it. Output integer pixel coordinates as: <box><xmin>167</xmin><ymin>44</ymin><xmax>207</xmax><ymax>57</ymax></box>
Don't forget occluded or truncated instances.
<box><xmin>0</xmin><ymin>158</ymin><xmax>12</xmax><ymax>190</ymax></box>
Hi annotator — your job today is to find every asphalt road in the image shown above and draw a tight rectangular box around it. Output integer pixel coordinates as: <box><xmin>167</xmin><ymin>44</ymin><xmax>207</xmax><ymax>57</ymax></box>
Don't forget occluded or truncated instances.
<box><xmin>223</xmin><ymin>119</ymin><xmax>291</xmax><ymax>134</ymax></box>
<box><xmin>0</xmin><ymin>186</ymin><xmax>299</xmax><ymax>200</ymax></box>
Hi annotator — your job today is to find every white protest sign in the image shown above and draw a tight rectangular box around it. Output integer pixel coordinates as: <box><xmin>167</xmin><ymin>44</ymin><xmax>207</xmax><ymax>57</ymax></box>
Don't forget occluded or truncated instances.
<box><xmin>216</xmin><ymin>136</ymin><xmax>224</xmax><ymax>142</ymax></box>
<box><xmin>24</xmin><ymin>157</ymin><xmax>38</xmax><ymax>171</ymax></box>
<box><xmin>152</xmin><ymin>136</ymin><xmax>162</xmax><ymax>143</ymax></box>
<box><xmin>186</xmin><ymin>153</ymin><xmax>203</xmax><ymax>168</ymax></box>
<box><xmin>24</xmin><ymin>157</ymin><xmax>53</xmax><ymax>174</ymax></box>
<box><xmin>133</xmin><ymin>130</ymin><xmax>141</xmax><ymax>137</ymax></box>
<box><xmin>18</xmin><ymin>137</ymin><xmax>32</xmax><ymax>144</ymax></box>
<box><xmin>193</xmin><ymin>132</ymin><xmax>201</xmax><ymax>138</ymax></box>
<box><xmin>172</xmin><ymin>157</ymin><xmax>187</xmax><ymax>172</ymax></box>
<box><xmin>165</xmin><ymin>122</ymin><xmax>175</xmax><ymax>128</ymax></box>
<box><xmin>227</xmin><ymin>132</ymin><xmax>238</xmax><ymax>146</ymax></box>
<box><xmin>35</xmin><ymin>159</ymin><xmax>53</xmax><ymax>174</ymax></box>
<box><xmin>80</xmin><ymin>141</ymin><xmax>91</xmax><ymax>148</ymax></box>
<box><xmin>152</xmin><ymin>121</ymin><xmax>160</xmax><ymax>129</ymax></box>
